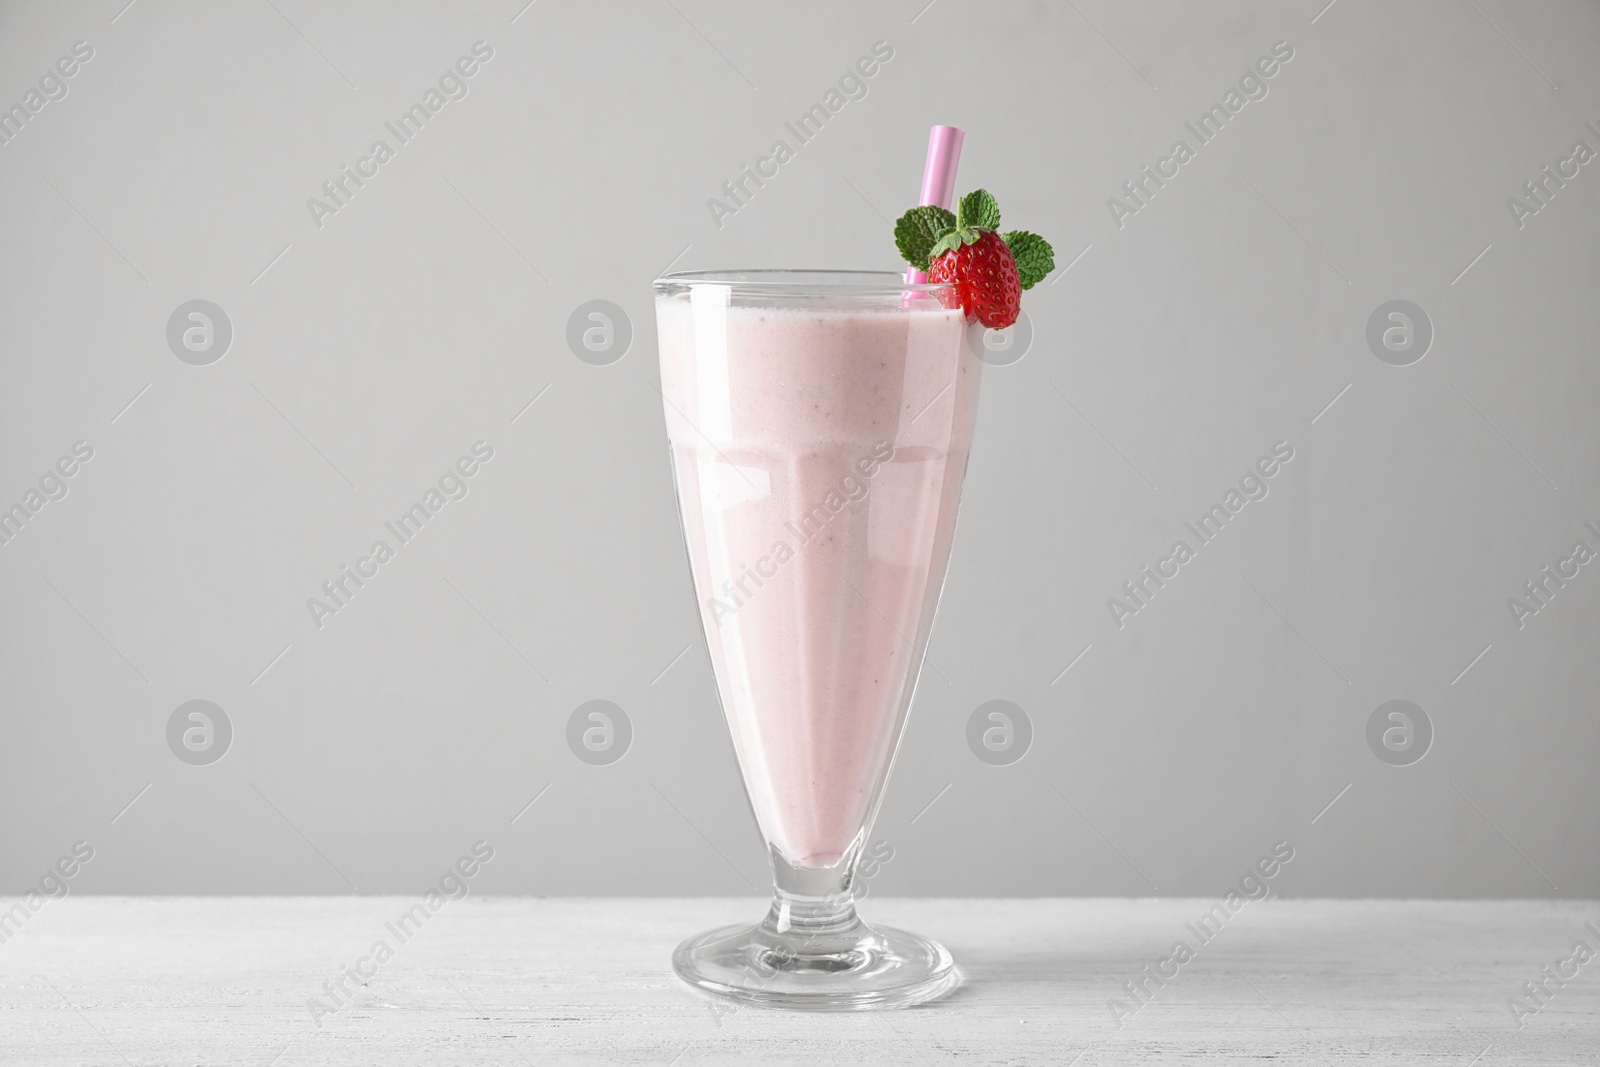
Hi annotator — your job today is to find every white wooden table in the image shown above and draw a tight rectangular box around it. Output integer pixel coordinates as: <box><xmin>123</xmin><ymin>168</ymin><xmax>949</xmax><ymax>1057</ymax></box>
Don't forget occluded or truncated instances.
<box><xmin>2</xmin><ymin>898</ymin><xmax>1596</xmax><ymax>1065</ymax></box>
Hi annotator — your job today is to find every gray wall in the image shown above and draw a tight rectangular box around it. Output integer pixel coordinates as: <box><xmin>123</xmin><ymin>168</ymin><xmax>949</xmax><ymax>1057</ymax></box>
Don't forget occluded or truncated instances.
<box><xmin>2</xmin><ymin>0</ymin><xmax>1596</xmax><ymax>899</ymax></box>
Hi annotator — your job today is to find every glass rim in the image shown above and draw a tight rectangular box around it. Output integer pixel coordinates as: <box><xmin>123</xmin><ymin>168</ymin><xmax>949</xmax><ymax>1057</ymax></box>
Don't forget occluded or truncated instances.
<box><xmin>652</xmin><ymin>269</ymin><xmax>953</xmax><ymax>298</ymax></box>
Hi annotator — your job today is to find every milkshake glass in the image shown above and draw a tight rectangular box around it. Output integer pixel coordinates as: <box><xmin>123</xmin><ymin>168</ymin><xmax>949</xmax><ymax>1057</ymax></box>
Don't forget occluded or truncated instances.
<box><xmin>654</xmin><ymin>270</ymin><xmax>981</xmax><ymax>1009</ymax></box>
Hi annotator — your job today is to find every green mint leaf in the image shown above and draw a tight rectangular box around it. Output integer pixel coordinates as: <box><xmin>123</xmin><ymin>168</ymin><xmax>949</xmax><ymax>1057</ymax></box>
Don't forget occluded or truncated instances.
<box><xmin>956</xmin><ymin>189</ymin><xmax>1000</xmax><ymax>231</ymax></box>
<box><xmin>1002</xmin><ymin>230</ymin><xmax>1055</xmax><ymax>290</ymax></box>
<box><xmin>893</xmin><ymin>205</ymin><xmax>957</xmax><ymax>271</ymax></box>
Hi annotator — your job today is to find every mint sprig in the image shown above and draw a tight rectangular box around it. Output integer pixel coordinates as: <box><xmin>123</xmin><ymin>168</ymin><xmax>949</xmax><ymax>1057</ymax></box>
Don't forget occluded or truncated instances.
<box><xmin>894</xmin><ymin>206</ymin><xmax>957</xmax><ymax>273</ymax></box>
<box><xmin>892</xmin><ymin>186</ymin><xmax>1054</xmax><ymax>289</ymax></box>
<box><xmin>1002</xmin><ymin>230</ymin><xmax>1054</xmax><ymax>290</ymax></box>
<box><xmin>957</xmin><ymin>189</ymin><xmax>999</xmax><ymax>230</ymax></box>
<box><xmin>927</xmin><ymin>188</ymin><xmax>1000</xmax><ymax>258</ymax></box>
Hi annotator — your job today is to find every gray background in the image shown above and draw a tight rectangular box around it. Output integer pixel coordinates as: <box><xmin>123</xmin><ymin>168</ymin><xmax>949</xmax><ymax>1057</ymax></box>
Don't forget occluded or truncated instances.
<box><xmin>2</xmin><ymin>0</ymin><xmax>1596</xmax><ymax>899</ymax></box>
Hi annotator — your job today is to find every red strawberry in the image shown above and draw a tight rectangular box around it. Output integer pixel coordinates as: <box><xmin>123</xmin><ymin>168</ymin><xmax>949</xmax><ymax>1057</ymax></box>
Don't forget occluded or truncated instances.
<box><xmin>894</xmin><ymin>189</ymin><xmax>1053</xmax><ymax>331</ymax></box>
<box><xmin>928</xmin><ymin>229</ymin><xmax>1021</xmax><ymax>329</ymax></box>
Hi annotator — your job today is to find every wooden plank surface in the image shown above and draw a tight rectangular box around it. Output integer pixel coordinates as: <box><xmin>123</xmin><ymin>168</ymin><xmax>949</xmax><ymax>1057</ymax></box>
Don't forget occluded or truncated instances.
<box><xmin>1</xmin><ymin>898</ymin><xmax>1596</xmax><ymax>1065</ymax></box>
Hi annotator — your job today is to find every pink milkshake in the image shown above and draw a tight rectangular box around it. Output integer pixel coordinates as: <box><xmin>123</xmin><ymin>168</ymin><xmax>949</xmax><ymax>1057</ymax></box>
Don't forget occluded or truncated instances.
<box><xmin>656</xmin><ymin>273</ymin><xmax>981</xmax><ymax>870</ymax></box>
<box><xmin>657</xmin><ymin>130</ymin><xmax>1053</xmax><ymax>1012</ymax></box>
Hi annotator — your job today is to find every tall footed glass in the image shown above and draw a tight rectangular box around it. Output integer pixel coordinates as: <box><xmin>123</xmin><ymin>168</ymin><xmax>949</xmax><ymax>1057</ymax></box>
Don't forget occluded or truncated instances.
<box><xmin>654</xmin><ymin>270</ymin><xmax>982</xmax><ymax>1010</ymax></box>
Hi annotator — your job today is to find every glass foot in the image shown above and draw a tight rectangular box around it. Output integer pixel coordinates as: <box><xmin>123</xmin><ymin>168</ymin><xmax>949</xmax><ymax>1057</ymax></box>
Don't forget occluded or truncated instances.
<box><xmin>672</xmin><ymin>905</ymin><xmax>959</xmax><ymax>1011</ymax></box>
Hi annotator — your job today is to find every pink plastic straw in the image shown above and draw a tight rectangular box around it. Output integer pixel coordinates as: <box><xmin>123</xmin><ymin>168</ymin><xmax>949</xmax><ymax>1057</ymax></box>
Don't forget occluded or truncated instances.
<box><xmin>905</xmin><ymin>125</ymin><xmax>965</xmax><ymax>285</ymax></box>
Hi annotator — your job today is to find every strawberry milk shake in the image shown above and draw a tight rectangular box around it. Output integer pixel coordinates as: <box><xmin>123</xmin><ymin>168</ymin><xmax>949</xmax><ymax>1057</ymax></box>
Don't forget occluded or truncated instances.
<box><xmin>656</xmin><ymin>279</ymin><xmax>981</xmax><ymax>869</ymax></box>
<box><xmin>659</xmin><ymin>129</ymin><xmax>1055</xmax><ymax>1011</ymax></box>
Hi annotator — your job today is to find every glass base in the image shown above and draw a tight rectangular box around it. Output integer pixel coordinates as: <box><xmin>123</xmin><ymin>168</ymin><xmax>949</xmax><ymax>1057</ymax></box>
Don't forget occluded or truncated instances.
<box><xmin>672</xmin><ymin>903</ymin><xmax>960</xmax><ymax>1011</ymax></box>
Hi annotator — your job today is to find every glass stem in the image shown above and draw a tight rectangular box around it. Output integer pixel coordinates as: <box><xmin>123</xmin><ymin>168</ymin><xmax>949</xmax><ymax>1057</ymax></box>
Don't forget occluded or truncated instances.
<box><xmin>762</xmin><ymin>840</ymin><xmax>864</xmax><ymax>940</ymax></box>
